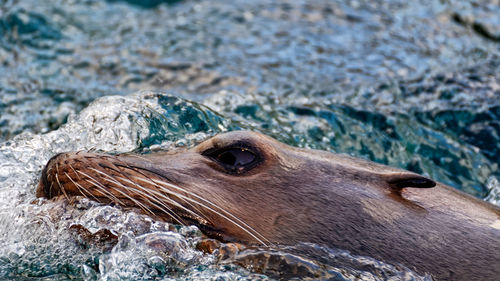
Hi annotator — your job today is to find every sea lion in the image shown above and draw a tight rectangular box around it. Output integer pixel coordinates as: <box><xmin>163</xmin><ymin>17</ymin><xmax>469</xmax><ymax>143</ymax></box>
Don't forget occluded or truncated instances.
<box><xmin>36</xmin><ymin>131</ymin><xmax>500</xmax><ymax>280</ymax></box>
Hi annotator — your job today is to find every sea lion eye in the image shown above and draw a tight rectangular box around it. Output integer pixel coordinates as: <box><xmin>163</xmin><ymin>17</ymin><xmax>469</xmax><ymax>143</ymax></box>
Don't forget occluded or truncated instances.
<box><xmin>203</xmin><ymin>146</ymin><xmax>261</xmax><ymax>174</ymax></box>
<box><xmin>216</xmin><ymin>148</ymin><xmax>256</xmax><ymax>166</ymax></box>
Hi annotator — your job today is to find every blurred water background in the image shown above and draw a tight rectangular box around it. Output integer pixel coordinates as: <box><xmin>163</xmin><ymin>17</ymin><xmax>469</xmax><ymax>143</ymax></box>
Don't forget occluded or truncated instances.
<box><xmin>0</xmin><ymin>0</ymin><xmax>499</xmax><ymax>279</ymax></box>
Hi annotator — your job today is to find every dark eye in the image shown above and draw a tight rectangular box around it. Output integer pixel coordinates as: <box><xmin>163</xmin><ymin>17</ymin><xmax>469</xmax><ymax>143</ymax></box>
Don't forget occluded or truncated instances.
<box><xmin>216</xmin><ymin>148</ymin><xmax>256</xmax><ymax>166</ymax></box>
<box><xmin>203</xmin><ymin>146</ymin><xmax>261</xmax><ymax>174</ymax></box>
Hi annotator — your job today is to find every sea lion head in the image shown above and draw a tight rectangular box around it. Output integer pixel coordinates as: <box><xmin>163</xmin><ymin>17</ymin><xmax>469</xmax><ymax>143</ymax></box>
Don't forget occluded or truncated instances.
<box><xmin>36</xmin><ymin>130</ymin><xmax>435</xmax><ymax>246</ymax></box>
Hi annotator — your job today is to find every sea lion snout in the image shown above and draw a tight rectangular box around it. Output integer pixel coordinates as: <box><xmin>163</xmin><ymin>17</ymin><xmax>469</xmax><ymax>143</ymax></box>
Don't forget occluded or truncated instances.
<box><xmin>37</xmin><ymin>152</ymin><xmax>65</xmax><ymax>198</ymax></box>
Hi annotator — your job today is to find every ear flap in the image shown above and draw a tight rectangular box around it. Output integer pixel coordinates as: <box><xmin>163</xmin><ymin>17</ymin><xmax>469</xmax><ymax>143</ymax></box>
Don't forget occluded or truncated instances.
<box><xmin>385</xmin><ymin>173</ymin><xmax>436</xmax><ymax>189</ymax></box>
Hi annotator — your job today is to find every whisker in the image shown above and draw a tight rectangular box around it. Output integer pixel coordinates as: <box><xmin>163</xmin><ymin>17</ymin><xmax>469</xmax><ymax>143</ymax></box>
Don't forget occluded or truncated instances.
<box><xmin>67</xmin><ymin>164</ymin><xmax>100</xmax><ymax>201</ymax></box>
<box><xmin>108</xmin><ymin>158</ymin><xmax>211</xmax><ymax>224</ymax></box>
<box><xmin>83</xmin><ymin>174</ymin><xmax>157</xmax><ymax>218</ymax></box>
<box><xmin>88</xmin><ymin>167</ymin><xmax>186</xmax><ymax>225</ymax></box>
<box><xmin>134</xmin><ymin>176</ymin><xmax>270</xmax><ymax>246</ymax></box>
<box><xmin>115</xmin><ymin>174</ymin><xmax>202</xmax><ymax>224</ymax></box>
<box><xmin>68</xmin><ymin>163</ymin><xmax>83</xmax><ymax>181</ymax></box>
<box><xmin>76</xmin><ymin>170</ymin><xmax>126</xmax><ymax>206</ymax></box>
<box><xmin>48</xmin><ymin>181</ymin><xmax>54</xmax><ymax>199</ymax></box>
<box><xmin>153</xmin><ymin>177</ymin><xmax>271</xmax><ymax>244</ymax></box>
<box><xmin>91</xmin><ymin>160</ymin><xmax>188</xmax><ymax>225</ymax></box>
<box><xmin>55</xmin><ymin>172</ymin><xmax>69</xmax><ymax>200</ymax></box>
<box><xmin>77</xmin><ymin>169</ymin><xmax>183</xmax><ymax>224</ymax></box>
<box><xmin>64</xmin><ymin>172</ymin><xmax>90</xmax><ymax>200</ymax></box>
<box><xmin>49</xmin><ymin>155</ymin><xmax>270</xmax><ymax>246</ymax></box>
<box><xmin>55</xmin><ymin>163</ymin><xmax>66</xmax><ymax>199</ymax></box>
<box><xmin>123</xmin><ymin>184</ymin><xmax>187</xmax><ymax>225</ymax></box>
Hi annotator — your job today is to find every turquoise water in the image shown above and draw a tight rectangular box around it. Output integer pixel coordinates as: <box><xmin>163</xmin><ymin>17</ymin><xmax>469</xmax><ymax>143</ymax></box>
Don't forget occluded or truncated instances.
<box><xmin>0</xmin><ymin>0</ymin><xmax>499</xmax><ymax>279</ymax></box>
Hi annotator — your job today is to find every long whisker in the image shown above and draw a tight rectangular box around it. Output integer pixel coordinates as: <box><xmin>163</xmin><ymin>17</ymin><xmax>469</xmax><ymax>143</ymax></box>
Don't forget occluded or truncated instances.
<box><xmin>67</xmin><ymin>164</ymin><xmax>100</xmax><ymax>202</ymax></box>
<box><xmin>51</xmin><ymin>154</ymin><xmax>270</xmax><ymax>246</ymax></box>
<box><xmin>64</xmin><ymin>172</ymin><xmax>90</xmax><ymax>200</ymax></box>
<box><xmin>94</xmin><ymin>159</ymin><xmax>191</xmax><ymax>225</ymax></box>
<box><xmin>76</xmin><ymin>170</ymin><xmax>126</xmax><ymax>205</ymax></box>
<box><xmin>114</xmin><ymin>162</ymin><xmax>210</xmax><ymax>223</ymax></box>
<box><xmin>115</xmin><ymin>174</ymin><xmax>205</xmax><ymax>225</ymax></box>
<box><xmin>111</xmin><ymin>157</ymin><xmax>214</xmax><ymax>225</ymax></box>
<box><xmin>69</xmin><ymin>163</ymin><xmax>83</xmax><ymax>181</ymax></box>
<box><xmin>46</xmin><ymin>165</ymin><xmax>54</xmax><ymax>196</ymax></box>
<box><xmin>110</xmin><ymin>158</ymin><xmax>210</xmax><ymax>223</ymax></box>
<box><xmin>54</xmin><ymin>163</ymin><xmax>68</xmax><ymax>199</ymax></box>
<box><xmin>152</xmin><ymin>176</ymin><xmax>271</xmax><ymax>245</ymax></box>
<box><xmin>48</xmin><ymin>181</ymin><xmax>54</xmax><ymax>199</ymax></box>
<box><xmin>133</xmin><ymin>176</ymin><xmax>270</xmax><ymax>246</ymax></box>
<box><xmin>88</xmin><ymin>167</ymin><xmax>186</xmax><ymax>225</ymax></box>
<box><xmin>74</xmin><ymin>170</ymin><xmax>159</xmax><ymax>220</ymax></box>
<box><xmin>55</xmin><ymin>172</ymin><xmax>69</xmax><ymax>200</ymax></box>
<box><xmin>80</xmin><ymin>172</ymin><xmax>157</xmax><ymax>219</ymax></box>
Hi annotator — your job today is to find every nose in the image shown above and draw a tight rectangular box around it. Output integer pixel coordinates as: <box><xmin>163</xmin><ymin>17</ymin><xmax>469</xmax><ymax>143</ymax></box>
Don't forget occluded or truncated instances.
<box><xmin>36</xmin><ymin>153</ymin><xmax>65</xmax><ymax>198</ymax></box>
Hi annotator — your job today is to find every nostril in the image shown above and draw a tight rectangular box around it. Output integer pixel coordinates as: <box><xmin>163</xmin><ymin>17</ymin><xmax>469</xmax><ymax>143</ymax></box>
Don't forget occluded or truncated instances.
<box><xmin>36</xmin><ymin>153</ymin><xmax>65</xmax><ymax>198</ymax></box>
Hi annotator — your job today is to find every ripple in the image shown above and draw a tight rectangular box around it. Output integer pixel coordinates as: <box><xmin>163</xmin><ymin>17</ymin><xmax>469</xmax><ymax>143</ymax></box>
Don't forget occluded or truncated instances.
<box><xmin>0</xmin><ymin>0</ymin><xmax>499</xmax><ymax>279</ymax></box>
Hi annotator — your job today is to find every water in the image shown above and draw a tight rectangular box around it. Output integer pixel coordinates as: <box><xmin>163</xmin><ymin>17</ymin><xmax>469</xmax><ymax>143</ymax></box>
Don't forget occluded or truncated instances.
<box><xmin>0</xmin><ymin>0</ymin><xmax>499</xmax><ymax>279</ymax></box>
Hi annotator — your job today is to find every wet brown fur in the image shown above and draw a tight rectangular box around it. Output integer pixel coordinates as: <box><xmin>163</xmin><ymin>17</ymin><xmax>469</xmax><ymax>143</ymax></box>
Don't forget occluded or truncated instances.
<box><xmin>37</xmin><ymin>131</ymin><xmax>500</xmax><ymax>280</ymax></box>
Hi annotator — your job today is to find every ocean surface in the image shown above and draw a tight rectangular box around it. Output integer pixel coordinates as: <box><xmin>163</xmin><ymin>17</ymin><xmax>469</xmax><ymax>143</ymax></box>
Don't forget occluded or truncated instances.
<box><xmin>0</xmin><ymin>0</ymin><xmax>499</xmax><ymax>279</ymax></box>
